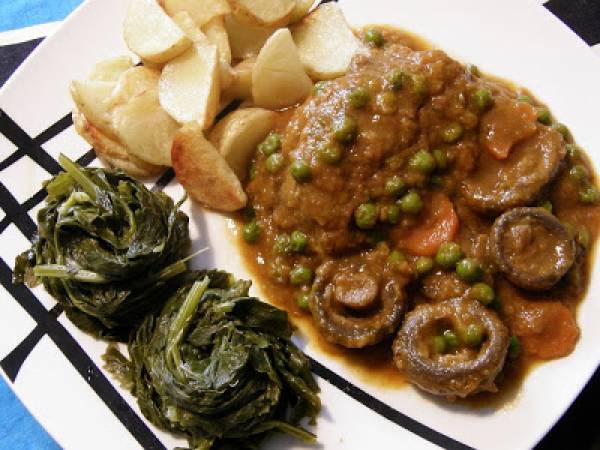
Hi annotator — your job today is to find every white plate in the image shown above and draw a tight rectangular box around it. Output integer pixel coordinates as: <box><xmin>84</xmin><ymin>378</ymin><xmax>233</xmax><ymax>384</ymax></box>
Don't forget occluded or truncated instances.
<box><xmin>1</xmin><ymin>0</ymin><xmax>600</xmax><ymax>449</ymax></box>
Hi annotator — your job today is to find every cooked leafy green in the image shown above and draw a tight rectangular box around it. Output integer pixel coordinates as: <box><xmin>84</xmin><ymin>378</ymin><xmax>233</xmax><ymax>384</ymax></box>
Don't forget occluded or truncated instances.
<box><xmin>14</xmin><ymin>154</ymin><xmax>190</xmax><ymax>339</ymax></box>
<box><xmin>104</xmin><ymin>270</ymin><xmax>320</xmax><ymax>450</ymax></box>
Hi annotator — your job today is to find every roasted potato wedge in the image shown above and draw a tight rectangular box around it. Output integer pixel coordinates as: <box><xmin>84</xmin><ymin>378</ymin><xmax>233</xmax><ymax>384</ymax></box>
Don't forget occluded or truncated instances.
<box><xmin>70</xmin><ymin>80</ymin><xmax>116</xmax><ymax>139</ymax></box>
<box><xmin>73</xmin><ymin>109</ymin><xmax>164</xmax><ymax>178</ymax></box>
<box><xmin>202</xmin><ymin>17</ymin><xmax>234</xmax><ymax>89</ymax></box>
<box><xmin>209</xmin><ymin>108</ymin><xmax>277</xmax><ymax>180</ymax></box>
<box><xmin>107</xmin><ymin>66</ymin><xmax>161</xmax><ymax>110</ymax></box>
<box><xmin>229</xmin><ymin>0</ymin><xmax>294</xmax><ymax>27</ymax></box>
<box><xmin>88</xmin><ymin>56</ymin><xmax>134</xmax><ymax>82</ymax></box>
<box><xmin>292</xmin><ymin>3</ymin><xmax>362</xmax><ymax>79</ymax></box>
<box><xmin>123</xmin><ymin>0</ymin><xmax>191</xmax><ymax>64</ymax></box>
<box><xmin>225</xmin><ymin>14</ymin><xmax>278</xmax><ymax>60</ymax></box>
<box><xmin>162</xmin><ymin>0</ymin><xmax>230</xmax><ymax>27</ymax></box>
<box><xmin>289</xmin><ymin>0</ymin><xmax>315</xmax><ymax>23</ymax></box>
<box><xmin>172</xmin><ymin>122</ymin><xmax>247</xmax><ymax>211</ymax></box>
<box><xmin>171</xmin><ymin>11</ymin><xmax>210</xmax><ymax>43</ymax></box>
<box><xmin>223</xmin><ymin>57</ymin><xmax>255</xmax><ymax>101</ymax></box>
<box><xmin>158</xmin><ymin>43</ymin><xmax>220</xmax><ymax>127</ymax></box>
<box><xmin>252</xmin><ymin>28</ymin><xmax>312</xmax><ymax>109</ymax></box>
<box><xmin>112</xmin><ymin>88</ymin><xmax>179</xmax><ymax>167</ymax></box>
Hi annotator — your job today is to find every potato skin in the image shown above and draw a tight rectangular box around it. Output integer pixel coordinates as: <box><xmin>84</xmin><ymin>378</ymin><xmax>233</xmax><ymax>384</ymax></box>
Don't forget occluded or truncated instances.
<box><xmin>172</xmin><ymin>123</ymin><xmax>247</xmax><ymax>212</ymax></box>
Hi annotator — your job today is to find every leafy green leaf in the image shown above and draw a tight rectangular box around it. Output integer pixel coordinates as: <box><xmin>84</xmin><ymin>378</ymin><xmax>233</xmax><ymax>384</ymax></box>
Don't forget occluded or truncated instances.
<box><xmin>13</xmin><ymin>155</ymin><xmax>190</xmax><ymax>340</ymax></box>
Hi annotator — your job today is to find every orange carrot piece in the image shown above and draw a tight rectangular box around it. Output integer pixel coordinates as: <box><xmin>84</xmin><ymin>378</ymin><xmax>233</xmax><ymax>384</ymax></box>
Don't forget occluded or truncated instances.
<box><xmin>400</xmin><ymin>192</ymin><xmax>459</xmax><ymax>257</ymax></box>
<box><xmin>519</xmin><ymin>302</ymin><xmax>579</xmax><ymax>360</ymax></box>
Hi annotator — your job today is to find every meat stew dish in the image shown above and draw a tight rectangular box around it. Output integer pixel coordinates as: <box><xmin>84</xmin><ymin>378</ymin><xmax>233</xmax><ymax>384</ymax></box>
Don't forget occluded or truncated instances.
<box><xmin>238</xmin><ymin>27</ymin><xmax>599</xmax><ymax>400</ymax></box>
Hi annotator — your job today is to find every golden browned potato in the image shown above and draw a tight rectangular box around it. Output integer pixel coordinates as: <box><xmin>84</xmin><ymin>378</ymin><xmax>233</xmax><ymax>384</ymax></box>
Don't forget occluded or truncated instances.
<box><xmin>111</xmin><ymin>88</ymin><xmax>179</xmax><ymax>167</ymax></box>
<box><xmin>88</xmin><ymin>56</ymin><xmax>134</xmax><ymax>82</ymax></box>
<box><xmin>162</xmin><ymin>0</ymin><xmax>230</xmax><ymax>27</ymax></box>
<box><xmin>172</xmin><ymin>122</ymin><xmax>247</xmax><ymax>211</ymax></box>
<box><xmin>70</xmin><ymin>80</ymin><xmax>116</xmax><ymax>139</ymax></box>
<box><xmin>107</xmin><ymin>66</ymin><xmax>161</xmax><ymax>110</ymax></box>
<box><xmin>229</xmin><ymin>0</ymin><xmax>294</xmax><ymax>27</ymax></box>
<box><xmin>225</xmin><ymin>14</ymin><xmax>278</xmax><ymax>60</ymax></box>
<box><xmin>252</xmin><ymin>28</ymin><xmax>312</xmax><ymax>109</ymax></box>
<box><xmin>222</xmin><ymin>57</ymin><xmax>255</xmax><ymax>101</ymax></box>
<box><xmin>158</xmin><ymin>43</ymin><xmax>220</xmax><ymax>127</ymax></box>
<box><xmin>73</xmin><ymin>109</ymin><xmax>164</xmax><ymax>178</ymax></box>
<box><xmin>209</xmin><ymin>108</ymin><xmax>277</xmax><ymax>180</ymax></box>
<box><xmin>202</xmin><ymin>17</ymin><xmax>234</xmax><ymax>89</ymax></box>
<box><xmin>292</xmin><ymin>3</ymin><xmax>362</xmax><ymax>79</ymax></box>
<box><xmin>171</xmin><ymin>11</ymin><xmax>210</xmax><ymax>43</ymax></box>
<box><xmin>123</xmin><ymin>0</ymin><xmax>191</xmax><ymax>64</ymax></box>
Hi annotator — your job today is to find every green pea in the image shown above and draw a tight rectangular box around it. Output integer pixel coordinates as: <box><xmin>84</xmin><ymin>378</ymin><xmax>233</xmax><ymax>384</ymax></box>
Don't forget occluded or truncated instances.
<box><xmin>248</xmin><ymin>163</ymin><xmax>257</xmax><ymax>181</ymax></box>
<box><xmin>433</xmin><ymin>335</ymin><xmax>447</xmax><ymax>354</ymax></box>
<box><xmin>297</xmin><ymin>293</ymin><xmax>311</xmax><ymax>310</ymax></box>
<box><xmin>472</xmin><ymin>89</ymin><xmax>493</xmax><ymax>110</ymax></box>
<box><xmin>579</xmin><ymin>185</ymin><xmax>600</xmax><ymax>204</ymax></box>
<box><xmin>410</xmin><ymin>74</ymin><xmax>427</xmax><ymax>96</ymax></box>
<box><xmin>273</xmin><ymin>233</ymin><xmax>291</xmax><ymax>255</ymax></box>
<box><xmin>576</xmin><ymin>226</ymin><xmax>591</xmax><ymax>249</ymax></box>
<box><xmin>441</xmin><ymin>122</ymin><xmax>464</xmax><ymax>144</ymax></box>
<box><xmin>456</xmin><ymin>258</ymin><xmax>483</xmax><ymax>282</ymax></box>
<box><xmin>265</xmin><ymin>153</ymin><xmax>285</xmax><ymax>173</ymax></box>
<box><xmin>242</xmin><ymin>220</ymin><xmax>261</xmax><ymax>243</ymax></box>
<box><xmin>289</xmin><ymin>265</ymin><xmax>313</xmax><ymax>286</ymax></box>
<box><xmin>385</xmin><ymin>204</ymin><xmax>401</xmax><ymax>224</ymax></box>
<box><xmin>554</xmin><ymin>123</ymin><xmax>570</xmax><ymax>140</ymax></box>
<box><xmin>517</xmin><ymin>94</ymin><xmax>532</xmax><ymax>104</ymax></box>
<box><xmin>385</xmin><ymin>175</ymin><xmax>405</xmax><ymax>197</ymax></box>
<box><xmin>290</xmin><ymin>230</ymin><xmax>309</xmax><ymax>252</ymax></box>
<box><xmin>349</xmin><ymin>87</ymin><xmax>370</xmax><ymax>109</ymax></box>
<box><xmin>354</xmin><ymin>203</ymin><xmax>378</xmax><ymax>229</ymax></box>
<box><xmin>538</xmin><ymin>200</ymin><xmax>553</xmax><ymax>213</ymax></box>
<box><xmin>318</xmin><ymin>144</ymin><xmax>343</xmax><ymax>165</ymax></box>
<box><xmin>443</xmin><ymin>329</ymin><xmax>460</xmax><ymax>349</ymax></box>
<box><xmin>364</xmin><ymin>28</ymin><xmax>384</xmax><ymax>47</ymax></box>
<box><xmin>388</xmin><ymin>249</ymin><xmax>406</xmax><ymax>264</ymax></box>
<box><xmin>389</xmin><ymin>70</ymin><xmax>406</xmax><ymax>91</ymax></box>
<box><xmin>258</xmin><ymin>132</ymin><xmax>282</xmax><ymax>156</ymax></box>
<box><xmin>566</xmin><ymin>144</ymin><xmax>579</xmax><ymax>159</ymax></box>
<box><xmin>333</xmin><ymin>115</ymin><xmax>358</xmax><ymax>145</ymax></box>
<box><xmin>569</xmin><ymin>164</ymin><xmax>588</xmax><ymax>183</ymax></box>
<box><xmin>290</xmin><ymin>160</ymin><xmax>311</xmax><ymax>182</ymax></box>
<box><xmin>464</xmin><ymin>324</ymin><xmax>483</xmax><ymax>347</ymax></box>
<box><xmin>508</xmin><ymin>336</ymin><xmax>521</xmax><ymax>359</ymax></box>
<box><xmin>313</xmin><ymin>81</ymin><xmax>328</xmax><ymax>94</ymax></box>
<box><xmin>470</xmin><ymin>282</ymin><xmax>495</xmax><ymax>306</ymax></box>
<box><xmin>415</xmin><ymin>257</ymin><xmax>434</xmax><ymax>275</ymax></box>
<box><xmin>398</xmin><ymin>190</ymin><xmax>423</xmax><ymax>214</ymax></box>
<box><xmin>432</xmin><ymin>149</ymin><xmax>447</xmax><ymax>171</ymax></box>
<box><xmin>435</xmin><ymin>242</ymin><xmax>463</xmax><ymax>270</ymax></box>
<box><xmin>467</xmin><ymin>64</ymin><xmax>480</xmax><ymax>77</ymax></box>
<box><xmin>537</xmin><ymin>108</ymin><xmax>552</xmax><ymax>125</ymax></box>
<box><xmin>409</xmin><ymin>150</ymin><xmax>436</xmax><ymax>174</ymax></box>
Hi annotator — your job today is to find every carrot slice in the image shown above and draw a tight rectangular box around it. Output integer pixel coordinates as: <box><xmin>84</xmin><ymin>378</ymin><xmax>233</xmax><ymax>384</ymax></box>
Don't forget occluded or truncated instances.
<box><xmin>480</xmin><ymin>97</ymin><xmax>538</xmax><ymax>160</ymax></box>
<box><xmin>399</xmin><ymin>192</ymin><xmax>459</xmax><ymax>256</ymax></box>
<box><xmin>517</xmin><ymin>302</ymin><xmax>579</xmax><ymax>360</ymax></box>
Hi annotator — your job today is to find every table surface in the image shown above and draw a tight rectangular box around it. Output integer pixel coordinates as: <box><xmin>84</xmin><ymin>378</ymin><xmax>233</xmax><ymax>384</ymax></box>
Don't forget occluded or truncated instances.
<box><xmin>0</xmin><ymin>0</ymin><xmax>599</xmax><ymax>449</ymax></box>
